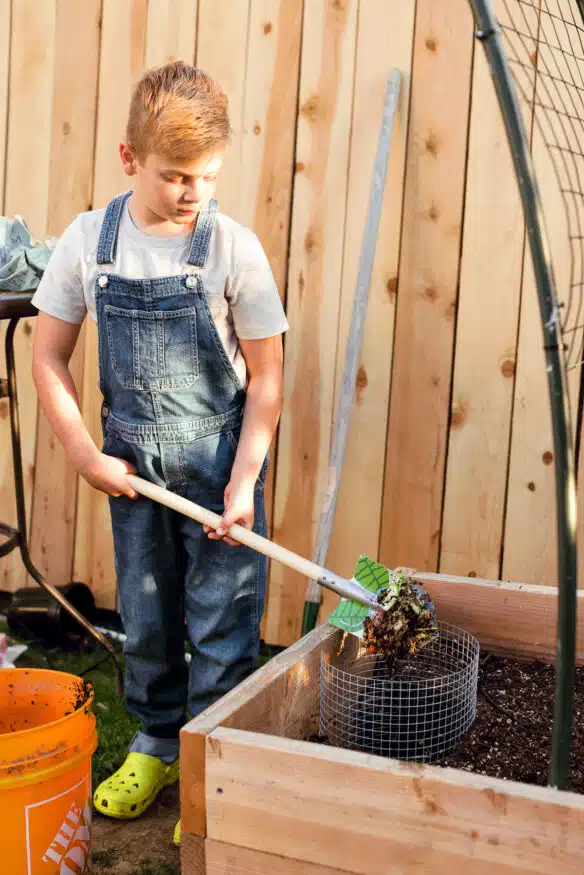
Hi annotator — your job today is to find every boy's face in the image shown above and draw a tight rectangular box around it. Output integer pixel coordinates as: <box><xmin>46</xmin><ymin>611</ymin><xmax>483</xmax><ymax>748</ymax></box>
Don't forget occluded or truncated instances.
<box><xmin>120</xmin><ymin>145</ymin><xmax>225</xmax><ymax>226</ymax></box>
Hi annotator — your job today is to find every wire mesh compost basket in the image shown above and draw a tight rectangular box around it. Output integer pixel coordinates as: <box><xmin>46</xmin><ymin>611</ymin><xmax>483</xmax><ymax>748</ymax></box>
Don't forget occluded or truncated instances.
<box><xmin>320</xmin><ymin>623</ymin><xmax>479</xmax><ymax>763</ymax></box>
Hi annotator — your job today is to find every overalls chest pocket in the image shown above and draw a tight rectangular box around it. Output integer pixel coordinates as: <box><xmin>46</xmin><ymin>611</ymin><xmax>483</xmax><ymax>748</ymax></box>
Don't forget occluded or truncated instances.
<box><xmin>104</xmin><ymin>304</ymin><xmax>199</xmax><ymax>390</ymax></box>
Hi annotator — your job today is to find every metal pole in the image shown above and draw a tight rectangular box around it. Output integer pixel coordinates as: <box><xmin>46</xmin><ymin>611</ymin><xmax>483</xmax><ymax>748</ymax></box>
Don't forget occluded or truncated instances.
<box><xmin>468</xmin><ymin>0</ymin><xmax>577</xmax><ymax>788</ymax></box>
<box><xmin>301</xmin><ymin>69</ymin><xmax>402</xmax><ymax>634</ymax></box>
<box><xmin>575</xmin><ymin>0</ymin><xmax>584</xmax><ymax>479</ymax></box>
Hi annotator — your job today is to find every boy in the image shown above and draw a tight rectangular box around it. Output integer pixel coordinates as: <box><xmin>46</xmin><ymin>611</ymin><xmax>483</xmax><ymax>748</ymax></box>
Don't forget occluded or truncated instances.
<box><xmin>31</xmin><ymin>62</ymin><xmax>288</xmax><ymax>841</ymax></box>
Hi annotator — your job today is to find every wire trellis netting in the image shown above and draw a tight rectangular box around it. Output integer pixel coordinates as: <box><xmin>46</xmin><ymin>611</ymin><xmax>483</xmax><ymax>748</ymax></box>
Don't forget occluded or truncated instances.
<box><xmin>498</xmin><ymin>0</ymin><xmax>584</xmax><ymax>395</ymax></box>
<box><xmin>320</xmin><ymin>624</ymin><xmax>480</xmax><ymax>763</ymax></box>
<box><xmin>468</xmin><ymin>0</ymin><xmax>584</xmax><ymax>786</ymax></box>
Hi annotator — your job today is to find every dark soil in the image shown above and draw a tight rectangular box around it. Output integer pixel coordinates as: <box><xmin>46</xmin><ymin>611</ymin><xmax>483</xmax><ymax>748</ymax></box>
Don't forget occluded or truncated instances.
<box><xmin>72</xmin><ymin>677</ymin><xmax>94</xmax><ymax>711</ymax></box>
<box><xmin>309</xmin><ymin>653</ymin><xmax>584</xmax><ymax>793</ymax></box>
<box><xmin>439</xmin><ymin>653</ymin><xmax>584</xmax><ymax>792</ymax></box>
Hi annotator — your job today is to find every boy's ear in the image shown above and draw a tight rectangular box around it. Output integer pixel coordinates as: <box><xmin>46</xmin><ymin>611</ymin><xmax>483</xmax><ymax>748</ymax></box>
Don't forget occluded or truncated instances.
<box><xmin>119</xmin><ymin>143</ymin><xmax>137</xmax><ymax>177</ymax></box>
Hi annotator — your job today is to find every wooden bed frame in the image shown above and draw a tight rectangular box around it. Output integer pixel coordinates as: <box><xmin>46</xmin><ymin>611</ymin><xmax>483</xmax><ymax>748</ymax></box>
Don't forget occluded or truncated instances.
<box><xmin>179</xmin><ymin>573</ymin><xmax>584</xmax><ymax>874</ymax></box>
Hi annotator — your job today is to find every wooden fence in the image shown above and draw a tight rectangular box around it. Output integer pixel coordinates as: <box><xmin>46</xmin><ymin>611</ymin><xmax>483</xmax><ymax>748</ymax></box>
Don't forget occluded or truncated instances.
<box><xmin>0</xmin><ymin>0</ymin><xmax>581</xmax><ymax>648</ymax></box>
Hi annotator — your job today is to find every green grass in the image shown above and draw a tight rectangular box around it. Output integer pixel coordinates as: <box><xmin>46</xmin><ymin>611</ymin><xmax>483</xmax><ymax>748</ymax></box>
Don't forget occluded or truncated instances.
<box><xmin>91</xmin><ymin>664</ymin><xmax>140</xmax><ymax>788</ymax></box>
<box><xmin>1</xmin><ymin>621</ymin><xmax>277</xmax><ymax>789</ymax></box>
<box><xmin>91</xmin><ymin>847</ymin><xmax>117</xmax><ymax>868</ymax></box>
<box><xmin>0</xmin><ymin>621</ymin><xmax>138</xmax><ymax>787</ymax></box>
<box><xmin>259</xmin><ymin>641</ymin><xmax>284</xmax><ymax>667</ymax></box>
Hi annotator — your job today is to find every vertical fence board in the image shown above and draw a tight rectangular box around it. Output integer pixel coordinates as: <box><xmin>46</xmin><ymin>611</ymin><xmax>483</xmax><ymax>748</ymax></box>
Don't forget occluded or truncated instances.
<box><xmin>264</xmin><ymin>0</ymin><xmax>358</xmax><ymax>646</ymax></box>
<box><xmin>240</xmin><ymin>0</ymin><xmax>302</xmax><ymax>297</ymax></box>
<box><xmin>379</xmin><ymin>0</ymin><xmax>474</xmax><ymax>573</ymax></box>
<box><xmin>1</xmin><ymin>0</ymin><xmax>57</xmax><ymax>593</ymax></box>
<box><xmin>0</xmin><ymin>0</ymin><xmax>10</xmax><ymax>208</ymax></box>
<box><xmin>145</xmin><ymin>0</ymin><xmax>198</xmax><ymax>68</ymax></box>
<box><xmin>28</xmin><ymin>0</ymin><xmax>102</xmax><ymax>592</ymax></box>
<box><xmin>501</xmin><ymin>173</ymin><xmax>560</xmax><ymax>585</ymax></box>
<box><xmin>502</xmin><ymin>3</ymin><xmax>580</xmax><ymax>585</ymax></box>
<box><xmin>73</xmin><ymin>0</ymin><xmax>148</xmax><ymax>607</ymax></box>
<box><xmin>320</xmin><ymin>0</ymin><xmax>416</xmax><ymax>621</ymax></box>
<box><xmin>45</xmin><ymin>0</ymin><xmax>103</xmax><ymax>239</ymax></box>
<box><xmin>196</xmin><ymin>0</ymin><xmax>251</xmax><ymax>221</ymax></box>
<box><xmin>239</xmin><ymin>0</ymin><xmax>303</xmax><ymax>635</ymax></box>
<box><xmin>0</xmin><ymin>0</ymin><xmax>11</xmax><ymax>570</ymax></box>
<box><xmin>439</xmin><ymin>1</ymin><xmax>537</xmax><ymax>580</ymax></box>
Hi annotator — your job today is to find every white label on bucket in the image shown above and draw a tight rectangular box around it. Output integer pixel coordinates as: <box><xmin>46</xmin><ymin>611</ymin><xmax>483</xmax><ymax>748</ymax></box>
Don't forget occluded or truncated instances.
<box><xmin>25</xmin><ymin>774</ymin><xmax>91</xmax><ymax>875</ymax></box>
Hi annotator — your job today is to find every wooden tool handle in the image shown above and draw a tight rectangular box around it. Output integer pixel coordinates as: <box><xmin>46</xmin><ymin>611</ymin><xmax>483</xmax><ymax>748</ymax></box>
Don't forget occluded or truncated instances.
<box><xmin>128</xmin><ymin>475</ymin><xmax>327</xmax><ymax>582</ymax></box>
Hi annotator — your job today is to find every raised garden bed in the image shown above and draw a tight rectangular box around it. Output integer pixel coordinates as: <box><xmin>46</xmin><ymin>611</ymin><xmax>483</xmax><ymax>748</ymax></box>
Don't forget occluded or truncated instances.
<box><xmin>179</xmin><ymin>573</ymin><xmax>584</xmax><ymax>875</ymax></box>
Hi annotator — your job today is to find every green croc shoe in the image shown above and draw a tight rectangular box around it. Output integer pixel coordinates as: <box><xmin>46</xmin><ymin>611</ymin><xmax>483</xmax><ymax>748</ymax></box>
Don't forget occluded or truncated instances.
<box><xmin>173</xmin><ymin>819</ymin><xmax>181</xmax><ymax>846</ymax></box>
<box><xmin>93</xmin><ymin>752</ymin><xmax>179</xmax><ymax>819</ymax></box>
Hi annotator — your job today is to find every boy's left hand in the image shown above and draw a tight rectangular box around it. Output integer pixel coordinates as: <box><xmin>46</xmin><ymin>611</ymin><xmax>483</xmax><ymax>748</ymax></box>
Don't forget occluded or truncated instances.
<box><xmin>204</xmin><ymin>479</ymin><xmax>255</xmax><ymax>546</ymax></box>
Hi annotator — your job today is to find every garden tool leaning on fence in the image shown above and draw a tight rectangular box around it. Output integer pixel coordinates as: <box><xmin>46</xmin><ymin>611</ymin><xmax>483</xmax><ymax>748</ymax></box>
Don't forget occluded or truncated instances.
<box><xmin>301</xmin><ymin>67</ymin><xmax>402</xmax><ymax>635</ymax></box>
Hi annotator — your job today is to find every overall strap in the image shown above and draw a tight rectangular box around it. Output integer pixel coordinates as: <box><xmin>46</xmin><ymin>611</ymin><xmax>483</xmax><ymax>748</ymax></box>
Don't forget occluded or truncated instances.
<box><xmin>96</xmin><ymin>191</ymin><xmax>132</xmax><ymax>265</ymax></box>
<box><xmin>186</xmin><ymin>199</ymin><xmax>218</xmax><ymax>268</ymax></box>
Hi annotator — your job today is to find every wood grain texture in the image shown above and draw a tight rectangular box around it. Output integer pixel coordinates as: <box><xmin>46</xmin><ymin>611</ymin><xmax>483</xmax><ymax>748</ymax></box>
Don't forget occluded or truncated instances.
<box><xmin>380</xmin><ymin>0</ymin><xmax>474</xmax><ymax>573</ymax></box>
<box><xmin>321</xmin><ymin>0</ymin><xmax>416</xmax><ymax>621</ymax></box>
<box><xmin>0</xmin><ymin>0</ymin><xmax>11</xmax><ymax>563</ymax></box>
<box><xmin>439</xmin><ymin>0</ymin><xmax>537</xmax><ymax>580</ymax></box>
<box><xmin>206</xmin><ymin>727</ymin><xmax>584</xmax><ymax>875</ymax></box>
<box><xmin>502</xmin><ymin>5</ymin><xmax>580</xmax><ymax>586</ymax></box>
<box><xmin>196</xmin><ymin>0</ymin><xmax>250</xmax><ymax>221</ymax></box>
<box><xmin>28</xmin><ymin>0</ymin><xmax>101</xmax><ymax>592</ymax></box>
<box><xmin>266</xmin><ymin>0</ymin><xmax>358</xmax><ymax>646</ymax></box>
<box><xmin>92</xmin><ymin>0</ymin><xmax>148</xmax><ymax>208</ymax></box>
<box><xmin>180</xmin><ymin>622</ymin><xmax>334</xmax><ymax>836</ymax></box>
<box><xmin>501</xmin><ymin>193</ymin><xmax>559</xmax><ymax>586</ymax></box>
<box><xmin>145</xmin><ymin>0</ymin><xmax>198</xmax><ymax>67</ymax></box>
<box><xmin>191</xmin><ymin>838</ymin><xmax>347</xmax><ymax>875</ymax></box>
<box><xmin>73</xmin><ymin>0</ymin><xmax>148</xmax><ymax>607</ymax></box>
<box><xmin>418</xmin><ymin>571</ymin><xmax>584</xmax><ymax>663</ymax></box>
<box><xmin>240</xmin><ymin>0</ymin><xmax>302</xmax><ymax>297</ymax></box>
<box><xmin>1</xmin><ymin>0</ymin><xmax>57</xmax><ymax>592</ymax></box>
<box><xmin>181</xmin><ymin>833</ymin><xmax>206</xmax><ymax>875</ymax></box>
<box><xmin>0</xmin><ymin>0</ymin><xmax>10</xmax><ymax>207</ymax></box>
<box><xmin>204</xmin><ymin>839</ymin><xmax>347</xmax><ymax>875</ymax></box>
<box><xmin>238</xmin><ymin>0</ymin><xmax>303</xmax><ymax>632</ymax></box>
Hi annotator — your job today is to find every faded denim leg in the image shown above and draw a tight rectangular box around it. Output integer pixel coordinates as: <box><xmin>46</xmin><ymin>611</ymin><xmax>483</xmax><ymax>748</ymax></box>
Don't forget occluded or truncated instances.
<box><xmin>182</xmin><ymin>483</ymin><xmax>268</xmax><ymax>719</ymax></box>
<box><xmin>109</xmin><ymin>489</ymin><xmax>188</xmax><ymax>763</ymax></box>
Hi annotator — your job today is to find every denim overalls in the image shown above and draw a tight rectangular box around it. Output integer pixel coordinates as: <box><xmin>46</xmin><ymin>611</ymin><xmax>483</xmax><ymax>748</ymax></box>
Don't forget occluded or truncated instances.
<box><xmin>95</xmin><ymin>192</ymin><xmax>268</xmax><ymax>762</ymax></box>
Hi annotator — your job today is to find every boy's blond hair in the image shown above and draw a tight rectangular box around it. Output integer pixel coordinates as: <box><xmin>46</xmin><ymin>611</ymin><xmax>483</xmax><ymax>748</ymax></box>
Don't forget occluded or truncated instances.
<box><xmin>127</xmin><ymin>61</ymin><xmax>231</xmax><ymax>162</ymax></box>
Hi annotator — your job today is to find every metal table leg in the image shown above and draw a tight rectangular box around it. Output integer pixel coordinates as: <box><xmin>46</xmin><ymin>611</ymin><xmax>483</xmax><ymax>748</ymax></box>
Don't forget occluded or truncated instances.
<box><xmin>1</xmin><ymin>315</ymin><xmax>123</xmax><ymax>694</ymax></box>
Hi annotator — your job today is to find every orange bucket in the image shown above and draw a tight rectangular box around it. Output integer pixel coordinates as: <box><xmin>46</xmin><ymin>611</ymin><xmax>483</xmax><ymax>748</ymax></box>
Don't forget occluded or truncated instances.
<box><xmin>0</xmin><ymin>669</ymin><xmax>97</xmax><ymax>875</ymax></box>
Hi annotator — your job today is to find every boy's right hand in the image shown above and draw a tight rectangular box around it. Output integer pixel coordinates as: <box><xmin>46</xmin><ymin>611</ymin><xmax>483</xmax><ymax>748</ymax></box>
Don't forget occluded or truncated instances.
<box><xmin>81</xmin><ymin>452</ymin><xmax>138</xmax><ymax>499</ymax></box>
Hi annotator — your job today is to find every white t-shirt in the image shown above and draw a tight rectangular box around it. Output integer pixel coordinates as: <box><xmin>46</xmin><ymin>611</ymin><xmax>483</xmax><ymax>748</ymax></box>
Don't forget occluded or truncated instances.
<box><xmin>32</xmin><ymin>202</ymin><xmax>289</xmax><ymax>386</ymax></box>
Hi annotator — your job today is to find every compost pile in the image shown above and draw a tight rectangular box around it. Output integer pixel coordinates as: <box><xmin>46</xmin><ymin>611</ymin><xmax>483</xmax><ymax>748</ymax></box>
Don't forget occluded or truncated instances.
<box><xmin>362</xmin><ymin>567</ymin><xmax>437</xmax><ymax>668</ymax></box>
